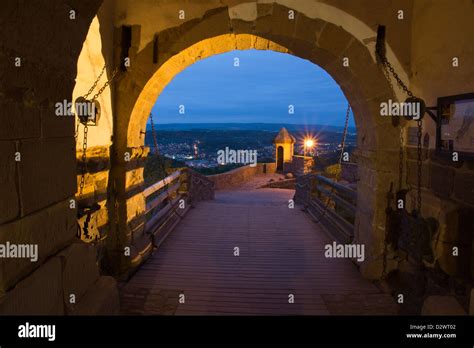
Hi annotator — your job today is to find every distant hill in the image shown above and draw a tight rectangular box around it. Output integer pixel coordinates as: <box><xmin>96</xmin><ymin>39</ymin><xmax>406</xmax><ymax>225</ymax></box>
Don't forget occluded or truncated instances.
<box><xmin>147</xmin><ymin>123</ymin><xmax>356</xmax><ymax>133</ymax></box>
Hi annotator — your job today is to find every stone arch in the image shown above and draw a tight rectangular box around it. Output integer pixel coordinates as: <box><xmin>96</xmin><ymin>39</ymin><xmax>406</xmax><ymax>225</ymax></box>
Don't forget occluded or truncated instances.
<box><xmin>110</xmin><ymin>4</ymin><xmax>402</xmax><ymax>279</ymax></box>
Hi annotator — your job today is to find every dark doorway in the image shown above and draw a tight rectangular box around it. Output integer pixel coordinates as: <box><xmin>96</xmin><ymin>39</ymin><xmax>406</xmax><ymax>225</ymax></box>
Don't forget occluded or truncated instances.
<box><xmin>277</xmin><ymin>146</ymin><xmax>284</xmax><ymax>171</ymax></box>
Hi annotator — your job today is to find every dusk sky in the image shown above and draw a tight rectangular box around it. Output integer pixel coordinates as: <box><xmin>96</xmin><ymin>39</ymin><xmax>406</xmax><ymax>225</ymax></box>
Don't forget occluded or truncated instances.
<box><xmin>152</xmin><ymin>50</ymin><xmax>355</xmax><ymax>127</ymax></box>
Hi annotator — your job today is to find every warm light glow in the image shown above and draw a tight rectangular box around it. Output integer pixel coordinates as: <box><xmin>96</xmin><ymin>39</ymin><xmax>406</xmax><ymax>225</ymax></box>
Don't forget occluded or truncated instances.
<box><xmin>304</xmin><ymin>139</ymin><xmax>315</xmax><ymax>148</ymax></box>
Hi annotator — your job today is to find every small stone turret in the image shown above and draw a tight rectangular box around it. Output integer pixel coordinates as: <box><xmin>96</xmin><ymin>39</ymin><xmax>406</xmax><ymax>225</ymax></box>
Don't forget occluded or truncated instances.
<box><xmin>273</xmin><ymin>128</ymin><xmax>295</xmax><ymax>171</ymax></box>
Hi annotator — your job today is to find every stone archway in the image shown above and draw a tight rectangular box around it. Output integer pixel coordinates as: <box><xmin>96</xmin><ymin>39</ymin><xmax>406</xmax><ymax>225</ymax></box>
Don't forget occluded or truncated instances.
<box><xmin>2</xmin><ymin>0</ymin><xmax>472</xmax><ymax>316</ymax></box>
<box><xmin>109</xmin><ymin>4</ymin><xmax>402</xmax><ymax>279</ymax></box>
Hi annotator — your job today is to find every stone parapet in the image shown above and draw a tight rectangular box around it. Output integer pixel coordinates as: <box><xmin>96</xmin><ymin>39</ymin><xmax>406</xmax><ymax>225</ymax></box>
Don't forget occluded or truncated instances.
<box><xmin>207</xmin><ymin>163</ymin><xmax>275</xmax><ymax>190</ymax></box>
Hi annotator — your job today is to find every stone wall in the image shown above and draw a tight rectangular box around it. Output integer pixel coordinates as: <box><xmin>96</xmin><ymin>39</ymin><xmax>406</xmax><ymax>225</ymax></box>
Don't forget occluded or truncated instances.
<box><xmin>341</xmin><ymin>163</ymin><xmax>359</xmax><ymax>183</ymax></box>
<box><xmin>0</xmin><ymin>242</ymin><xmax>118</xmax><ymax>315</ymax></box>
<box><xmin>403</xmin><ymin>0</ymin><xmax>474</xmax><ymax>282</ymax></box>
<box><xmin>0</xmin><ymin>0</ymin><xmax>119</xmax><ymax>314</ymax></box>
<box><xmin>286</xmin><ymin>155</ymin><xmax>314</xmax><ymax>176</ymax></box>
<box><xmin>404</xmin><ymin>148</ymin><xmax>474</xmax><ymax>279</ymax></box>
<box><xmin>208</xmin><ymin>163</ymin><xmax>276</xmax><ymax>190</ymax></box>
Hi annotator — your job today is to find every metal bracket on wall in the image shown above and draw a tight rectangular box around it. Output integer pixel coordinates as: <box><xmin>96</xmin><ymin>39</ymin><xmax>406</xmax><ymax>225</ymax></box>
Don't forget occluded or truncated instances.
<box><xmin>425</xmin><ymin>106</ymin><xmax>437</xmax><ymax>123</ymax></box>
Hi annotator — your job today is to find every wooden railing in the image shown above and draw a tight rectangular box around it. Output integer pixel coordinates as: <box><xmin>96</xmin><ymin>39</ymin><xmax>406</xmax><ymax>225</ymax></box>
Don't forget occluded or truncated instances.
<box><xmin>143</xmin><ymin>168</ymin><xmax>214</xmax><ymax>248</ymax></box>
<box><xmin>295</xmin><ymin>174</ymin><xmax>357</xmax><ymax>243</ymax></box>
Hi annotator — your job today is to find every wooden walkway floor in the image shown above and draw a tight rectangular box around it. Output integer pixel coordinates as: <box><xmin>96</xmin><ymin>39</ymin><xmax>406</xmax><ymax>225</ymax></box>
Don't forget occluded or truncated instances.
<box><xmin>120</xmin><ymin>176</ymin><xmax>398</xmax><ymax>315</ymax></box>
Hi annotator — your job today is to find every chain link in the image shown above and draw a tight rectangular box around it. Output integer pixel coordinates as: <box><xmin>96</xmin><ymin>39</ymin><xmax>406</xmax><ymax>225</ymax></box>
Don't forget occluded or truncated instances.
<box><xmin>383</xmin><ymin>62</ymin><xmax>405</xmax><ymax>193</ymax></box>
<box><xmin>149</xmin><ymin>113</ymin><xmax>159</xmax><ymax>155</ymax></box>
<box><xmin>384</xmin><ymin>60</ymin><xmax>413</xmax><ymax>98</ymax></box>
<box><xmin>399</xmin><ymin>126</ymin><xmax>404</xmax><ymax>191</ymax></box>
<box><xmin>416</xmin><ymin>120</ymin><xmax>422</xmax><ymax>213</ymax></box>
<box><xmin>381</xmin><ymin>59</ymin><xmax>422</xmax><ymax>214</ymax></box>
<box><xmin>78</xmin><ymin>124</ymin><xmax>88</xmax><ymax>199</ymax></box>
<box><xmin>337</xmin><ymin>105</ymin><xmax>351</xmax><ymax>170</ymax></box>
<box><xmin>76</xmin><ymin>65</ymin><xmax>120</xmax><ymax>242</ymax></box>
<box><xmin>380</xmin><ymin>56</ymin><xmax>424</xmax><ymax>278</ymax></box>
<box><xmin>83</xmin><ymin>65</ymin><xmax>107</xmax><ymax>99</ymax></box>
<box><xmin>77</xmin><ymin>64</ymin><xmax>119</xmax><ymax>197</ymax></box>
<box><xmin>312</xmin><ymin>103</ymin><xmax>351</xmax><ymax>224</ymax></box>
<box><xmin>91</xmin><ymin>67</ymin><xmax>120</xmax><ymax>101</ymax></box>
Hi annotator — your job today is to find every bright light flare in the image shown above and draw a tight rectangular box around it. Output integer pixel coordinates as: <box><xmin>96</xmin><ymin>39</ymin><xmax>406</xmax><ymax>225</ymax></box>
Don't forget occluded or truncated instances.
<box><xmin>304</xmin><ymin>139</ymin><xmax>315</xmax><ymax>148</ymax></box>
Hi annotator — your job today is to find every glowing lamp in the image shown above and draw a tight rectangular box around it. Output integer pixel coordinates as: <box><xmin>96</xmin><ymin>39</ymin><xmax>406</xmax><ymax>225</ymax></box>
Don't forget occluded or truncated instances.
<box><xmin>303</xmin><ymin>138</ymin><xmax>316</xmax><ymax>156</ymax></box>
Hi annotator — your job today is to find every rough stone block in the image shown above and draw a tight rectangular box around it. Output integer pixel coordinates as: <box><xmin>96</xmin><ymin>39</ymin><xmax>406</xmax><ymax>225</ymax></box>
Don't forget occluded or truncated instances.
<box><xmin>254</xmin><ymin>3</ymin><xmax>296</xmax><ymax>37</ymax></box>
<box><xmin>293</xmin><ymin>14</ymin><xmax>325</xmax><ymax>43</ymax></box>
<box><xmin>124</xmin><ymin>157</ymin><xmax>144</xmax><ymax>184</ymax></box>
<box><xmin>69</xmin><ymin>276</ymin><xmax>119</xmax><ymax>315</ymax></box>
<box><xmin>19</xmin><ymin>138</ymin><xmax>76</xmax><ymax>215</ymax></box>
<box><xmin>359</xmin><ymin>258</ymin><xmax>383</xmax><ymax>280</ymax></box>
<box><xmin>230</xmin><ymin>19</ymin><xmax>254</xmax><ymax>35</ymax></box>
<box><xmin>421</xmin><ymin>295</ymin><xmax>466</xmax><ymax>315</ymax></box>
<box><xmin>0</xmin><ymin>199</ymin><xmax>76</xmax><ymax>293</ymax></box>
<box><xmin>41</xmin><ymin>104</ymin><xmax>75</xmax><ymax>139</ymax></box>
<box><xmin>430</xmin><ymin>163</ymin><xmax>455</xmax><ymax>198</ymax></box>
<box><xmin>407</xmin><ymin>147</ymin><xmax>430</xmax><ymax>161</ymax></box>
<box><xmin>58</xmin><ymin>243</ymin><xmax>100</xmax><ymax>312</ymax></box>
<box><xmin>0</xmin><ymin>102</ymin><xmax>41</xmax><ymax>140</ymax></box>
<box><xmin>406</xmin><ymin>160</ymin><xmax>431</xmax><ymax>189</ymax></box>
<box><xmin>318</xmin><ymin>22</ymin><xmax>354</xmax><ymax>58</ymax></box>
<box><xmin>434</xmin><ymin>241</ymin><xmax>471</xmax><ymax>277</ymax></box>
<box><xmin>453</xmin><ymin>171</ymin><xmax>474</xmax><ymax>206</ymax></box>
<box><xmin>0</xmin><ymin>258</ymin><xmax>64</xmax><ymax>315</ymax></box>
<box><xmin>0</xmin><ymin>141</ymin><xmax>20</xmax><ymax>224</ymax></box>
<box><xmin>437</xmin><ymin>207</ymin><xmax>472</xmax><ymax>245</ymax></box>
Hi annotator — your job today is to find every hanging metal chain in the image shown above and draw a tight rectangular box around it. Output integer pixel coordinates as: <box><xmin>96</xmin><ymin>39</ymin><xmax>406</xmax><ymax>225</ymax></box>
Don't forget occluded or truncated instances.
<box><xmin>416</xmin><ymin>120</ymin><xmax>422</xmax><ymax>212</ymax></box>
<box><xmin>382</xmin><ymin>60</ymin><xmax>414</xmax><ymax>98</ymax></box>
<box><xmin>398</xmin><ymin>126</ymin><xmax>404</xmax><ymax>191</ymax></box>
<box><xmin>382</xmin><ymin>58</ymin><xmax>405</xmax><ymax>193</ymax></box>
<box><xmin>149</xmin><ymin>113</ymin><xmax>160</xmax><ymax>155</ymax></box>
<box><xmin>78</xmin><ymin>124</ymin><xmax>88</xmax><ymax>199</ymax></box>
<box><xmin>381</xmin><ymin>58</ymin><xmax>422</xmax><ymax>214</ymax></box>
<box><xmin>76</xmin><ymin>64</ymin><xmax>121</xmax><ymax>242</ymax></box>
<box><xmin>379</xmin><ymin>55</ymin><xmax>425</xmax><ymax>278</ymax></box>
<box><xmin>77</xmin><ymin>64</ymin><xmax>119</xmax><ymax>195</ymax></box>
<box><xmin>337</xmin><ymin>104</ymin><xmax>351</xmax><ymax>176</ymax></box>
<box><xmin>91</xmin><ymin>66</ymin><xmax>120</xmax><ymax>101</ymax></box>
<box><xmin>83</xmin><ymin>65</ymin><xmax>107</xmax><ymax>99</ymax></box>
<box><xmin>312</xmin><ymin>103</ymin><xmax>351</xmax><ymax>224</ymax></box>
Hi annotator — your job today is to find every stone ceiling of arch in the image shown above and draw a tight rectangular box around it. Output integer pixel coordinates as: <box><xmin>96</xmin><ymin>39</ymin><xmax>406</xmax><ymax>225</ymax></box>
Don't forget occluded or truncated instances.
<box><xmin>110</xmin><ymin>0</ymin><xmax>412</xmax><ymax>74</ymax></box>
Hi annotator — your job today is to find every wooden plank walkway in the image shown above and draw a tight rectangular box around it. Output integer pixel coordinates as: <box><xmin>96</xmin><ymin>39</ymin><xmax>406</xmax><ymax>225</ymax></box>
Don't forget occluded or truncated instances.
<box><xmin>120</xmin><ymin>176</ymin><xmax>398</xmax><ymax>315</ymax></box>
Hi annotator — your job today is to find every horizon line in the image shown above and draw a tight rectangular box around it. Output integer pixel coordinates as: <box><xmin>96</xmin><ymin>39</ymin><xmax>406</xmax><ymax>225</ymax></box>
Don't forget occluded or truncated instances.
<box><xmin>153</xmin><ymin>122</ymin><xmax>355</xmax><ymax>126</ymax></box>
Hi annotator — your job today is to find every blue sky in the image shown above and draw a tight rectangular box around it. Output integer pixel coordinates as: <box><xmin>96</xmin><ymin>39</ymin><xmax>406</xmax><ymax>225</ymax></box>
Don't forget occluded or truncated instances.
<box><xmin>152</xmin><ymin>50</ymin><xmax>354</xmax><ymax>127</ymax></box>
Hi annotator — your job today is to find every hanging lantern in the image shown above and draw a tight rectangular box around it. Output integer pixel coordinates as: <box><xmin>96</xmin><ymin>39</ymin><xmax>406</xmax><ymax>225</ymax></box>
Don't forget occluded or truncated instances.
<box><xmin>75</xmin><ymin>96</ymin><xmax>101</xmax><ymax>126</ymax></box>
